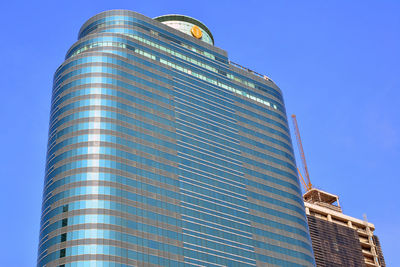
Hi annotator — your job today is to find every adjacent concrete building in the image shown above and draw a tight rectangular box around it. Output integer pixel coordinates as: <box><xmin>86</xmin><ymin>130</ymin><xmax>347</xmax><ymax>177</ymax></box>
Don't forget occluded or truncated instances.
<box><xmin>38</xmin><ymin>10</ymin><xmax>316</xmax><ymax>266</ymax></box>
<box><xmin>304</xmin><ymin>189</ymin><xmax>385</xmax><ymax>267</ymax></box>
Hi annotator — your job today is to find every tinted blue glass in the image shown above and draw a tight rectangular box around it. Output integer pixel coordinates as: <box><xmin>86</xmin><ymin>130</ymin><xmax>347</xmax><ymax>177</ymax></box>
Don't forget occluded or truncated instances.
<box><xmin>38</xmin><ymin>10</ymin><xmax>315</xmax><ymax>267</ymax></box>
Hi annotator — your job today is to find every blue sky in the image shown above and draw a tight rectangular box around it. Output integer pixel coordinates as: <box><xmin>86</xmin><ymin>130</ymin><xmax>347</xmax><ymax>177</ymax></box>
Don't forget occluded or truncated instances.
<box><xmin>0</xmin><ymin>0</ymin><xmax>398</xmax><ymax>266</ymax></box>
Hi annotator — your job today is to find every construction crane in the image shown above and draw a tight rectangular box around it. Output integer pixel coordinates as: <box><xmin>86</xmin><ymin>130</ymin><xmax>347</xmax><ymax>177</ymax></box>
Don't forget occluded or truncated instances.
<box><xmin>291</xmin><ymin>114</ymin><xmax>313</xmax><ymax>192</ymax></box>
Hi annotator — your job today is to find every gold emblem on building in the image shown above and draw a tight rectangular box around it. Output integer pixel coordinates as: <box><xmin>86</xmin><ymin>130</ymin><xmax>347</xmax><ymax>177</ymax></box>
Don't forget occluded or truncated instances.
<box><xmin>191</xmin><ymin>25</ymin><xmax>202</xmax><ymax>39</ymax></box>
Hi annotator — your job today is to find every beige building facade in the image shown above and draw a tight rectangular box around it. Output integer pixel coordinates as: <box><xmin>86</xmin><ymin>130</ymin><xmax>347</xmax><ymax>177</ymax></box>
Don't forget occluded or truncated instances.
<box><xmin>304</xmin><ymin>188</ymin><xmax>385</xmax><ymax>267</ymax></box>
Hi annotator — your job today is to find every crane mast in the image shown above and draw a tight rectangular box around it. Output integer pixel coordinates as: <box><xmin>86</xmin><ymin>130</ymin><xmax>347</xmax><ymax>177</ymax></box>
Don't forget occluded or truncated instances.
<box><xmin>291</xmin><ymin>115</ymin><xmax>313</xmax><ymax>191</ymax></box>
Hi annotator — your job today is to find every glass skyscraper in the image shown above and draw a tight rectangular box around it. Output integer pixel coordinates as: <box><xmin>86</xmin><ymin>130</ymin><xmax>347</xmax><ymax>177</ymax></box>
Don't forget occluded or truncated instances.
<box><xmin>38</xmin><ymin>10</ymin><xmax>315</xmax><ymax>267</ymax></box>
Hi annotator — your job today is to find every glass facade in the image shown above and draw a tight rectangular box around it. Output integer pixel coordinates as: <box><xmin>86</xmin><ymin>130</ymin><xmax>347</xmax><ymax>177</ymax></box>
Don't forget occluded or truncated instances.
<box><xmin>38</xmin><ymin>10</ymin><xmax>315</xmax><ymax>266</ymax></box>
